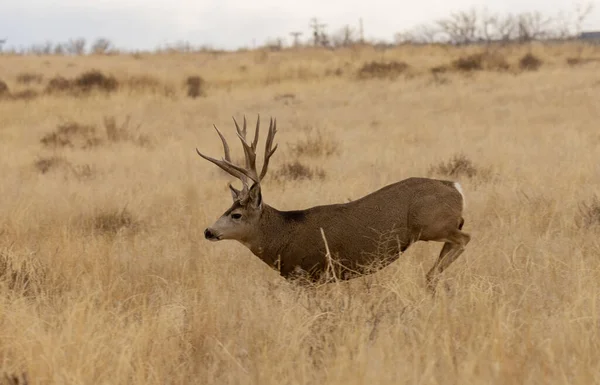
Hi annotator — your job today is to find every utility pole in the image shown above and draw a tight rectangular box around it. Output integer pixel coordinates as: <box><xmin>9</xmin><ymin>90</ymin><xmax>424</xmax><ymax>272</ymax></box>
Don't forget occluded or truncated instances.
<box><xmin>289</xmin><ymin>31</ymin><xmax>303</xmax><ymax>47</ymax></box>
<box><xmin>309</xmin><ymin>17</ymin><xmax>327</xmax><ymax>46</ymax></box>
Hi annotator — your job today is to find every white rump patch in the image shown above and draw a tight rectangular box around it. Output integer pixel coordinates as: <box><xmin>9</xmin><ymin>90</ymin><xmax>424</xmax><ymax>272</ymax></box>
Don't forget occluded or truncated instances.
<box><xmin>453</xmin><ymin>182</ymin><xmax>466</xmax><ymax>209</ymax></box>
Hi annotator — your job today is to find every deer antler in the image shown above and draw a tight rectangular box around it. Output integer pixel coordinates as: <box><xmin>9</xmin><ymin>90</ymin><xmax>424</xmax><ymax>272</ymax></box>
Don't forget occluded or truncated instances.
<box><xmin>196</xmin><ymin>115</ymin><xmax>278</xmax><ymax>192</ymax></box>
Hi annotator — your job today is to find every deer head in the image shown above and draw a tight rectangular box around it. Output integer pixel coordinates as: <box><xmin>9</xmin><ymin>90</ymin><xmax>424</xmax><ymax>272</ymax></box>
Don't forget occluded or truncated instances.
<box><xmin>196</xmin><ymin>115</ymin><xmax>278</xmax><ymax>243</ymax></box>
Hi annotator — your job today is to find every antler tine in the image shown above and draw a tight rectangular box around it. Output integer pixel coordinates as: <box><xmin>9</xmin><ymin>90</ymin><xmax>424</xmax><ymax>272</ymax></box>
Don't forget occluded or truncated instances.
<box><xmin>195</xmin><ymin>148</ymin><xmax>248</xmax><ymax>183</ymax></box>
<box><xmin>196</xmin><ymin>123</ymin><xmax>255</xmax><ymax>187</ymax></box>
<box><xmin>212</xmin><ymin>124</ymin><xmax>231</xmax><ymax>162</ymax></box>
<box><xmin>233</xmin><ymin>116</ymin><xmax>259</xmax><ymax>183</ymax></box>
<box><xmin>251</xmin><ymin>114</ymin><xmax>260</xmax><ymax>151</ymax></box>
<box><xmin>259</xmin><ymin>117</ymin><xmax>278</xmax><ymax>181</ymax></box>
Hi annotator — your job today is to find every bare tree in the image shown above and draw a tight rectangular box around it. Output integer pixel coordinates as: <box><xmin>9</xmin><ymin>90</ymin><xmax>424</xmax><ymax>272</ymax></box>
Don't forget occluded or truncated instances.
<box><xmin>515</xmin><ymin>11</ymin><xmax>554</xmax><ymax>42</ymax></box>
<box><xmin>436</xmin><ymin>9</ymin><xmax>480</xmax><ymax>45</ymax></box>
<box><xmin>394</xmin><ymin>5</ymin><xmax>596</xmax><ymax>47</ymax></box>
<box><xmin>91</xmin><ymin>38</ymin><xmax>113</xmax><ymax>55</ymax></box>
<box><xmin>66</xmin><ymin>38</ymin><xmax>86</xmax><ymax>55</ymax></box>
<box><xmin>0</xmin><ymin>38</ymin><xmax>6</xmax><ymax>52</ymax></box>
<box><xmin>53</xmin><ymin>43</ymin><xmax>66</xmax><ymax>55</ymax></box>
<box><xmin>29</xmin><ymin>41</ymin><xmax>54</xmax><ymax>55</ymax></box>
<box><xmin>491</xmin><ymin>14</ymin><xmax>517</xmax><ymax>42</ymax></box>
<box><xmin>574</xmin><ymin>1</ymin><xmax>595</xmax><ymax>37</ymax></box>
<box><xmin>394</xmin><ymin>24</ymin><xmax>440</xmax><ymax>45</ymax></box>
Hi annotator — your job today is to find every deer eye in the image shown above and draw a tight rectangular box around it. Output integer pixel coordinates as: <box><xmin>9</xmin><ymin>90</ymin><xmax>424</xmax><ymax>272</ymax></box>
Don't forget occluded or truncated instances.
<box><xmin>231</xmin><ymin>213</ymin><xmax>242</xmax><ymax>220</ymax></box>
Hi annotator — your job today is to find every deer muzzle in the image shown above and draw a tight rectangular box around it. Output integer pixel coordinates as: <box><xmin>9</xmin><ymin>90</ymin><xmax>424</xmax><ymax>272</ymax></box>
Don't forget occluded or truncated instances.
<box><xmin>204</xmin><ymin>228</ymin><xmax>220</xmax><ymax>241</ymax></box>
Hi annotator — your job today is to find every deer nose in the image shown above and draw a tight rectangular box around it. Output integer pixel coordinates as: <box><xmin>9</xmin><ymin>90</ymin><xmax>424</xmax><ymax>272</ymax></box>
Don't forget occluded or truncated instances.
<box><xmin>204</xmin><ymin>228</ymin><xmax>215</xmax><ymax>239</ymax></box>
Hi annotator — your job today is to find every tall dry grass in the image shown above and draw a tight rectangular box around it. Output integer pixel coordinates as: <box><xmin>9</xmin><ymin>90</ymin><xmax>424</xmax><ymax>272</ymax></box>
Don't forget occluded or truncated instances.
<box><xmin>1</xmin><ymin>43</ymin><xmax>600</xmax><ymax>384</ymax></box>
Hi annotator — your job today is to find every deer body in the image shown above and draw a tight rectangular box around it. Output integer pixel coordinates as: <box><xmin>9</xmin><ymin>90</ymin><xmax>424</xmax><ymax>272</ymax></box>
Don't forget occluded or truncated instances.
<box><xmin>197</xmin><ymin>116</ymin><xmax>471</xmax><ymax>290</ymax></box>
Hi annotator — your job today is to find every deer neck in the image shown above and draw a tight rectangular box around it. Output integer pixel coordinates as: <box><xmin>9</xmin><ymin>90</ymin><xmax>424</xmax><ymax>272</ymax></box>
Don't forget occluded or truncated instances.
<box><xmin>242</xmin><ymin>204</ymin><xmax>298</xmax><ymax>267</ymax></box>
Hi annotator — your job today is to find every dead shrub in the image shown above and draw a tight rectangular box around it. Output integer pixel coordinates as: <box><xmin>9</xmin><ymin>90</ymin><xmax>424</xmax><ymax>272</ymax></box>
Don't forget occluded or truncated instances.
<box><xmin>0</xmin><ymin>79</ymin><xmax>9</xmax><ymax>98</ymax></box>
<box><xmin>125</xmin><ymin>75</ymin><xmax>175</xmax><ymax>96</ymax></box>
<box><xmin>69</xmin><ymin>164</ymin><xmax>95</xmax><ymax>180</ymax></box>
<box><xmin>0</xmin><ymin>249</ymin><xmax>47</xmax><ymax>296</ymax></box>
<box><xmin>80</xmin><ymin>207</ymin><xmax>140</xmax><ymax>236</ymax></box>
<box><xmin>3</xmin><ymin>372</ymin><xmax>29</xmax><ymax>385</ymax></box>
<box><xmin>452</xmin><ymin>52</ymin><xmax>510</xmax><ymax>72</ymax></box>
<box><xmin>291</xmin><ymin>130</ymin><xmax>339</xmax><ymax>158</ymax></box>
<box><xmin>519</xmin><ymin>53</ymin><xmax>542</xmax><ymax>71</ymax></box>
<box><xmin>274</xmin><ymin>160</ymin><xmax>326</xmax><ymax>182</ymax></box>
<box><xmin>103</xmin><ymin>115</ymin><xmax>151</xmax><ymax>147</ymax></box>
<box><xmin>11</xmin><ymin>89</ymin><xmax>38</xmax><ymax>101</ymax></box>
<box><xmin>74</xmin><ymin>70</ymin><xmax>119</xmax><ymax>93</ymax></box>
<box><xmin>274</xmin><ymin>93</ymin><xmax>298</xmax><ymax>105</ymax></box>
<box><xmin>428</xmin><ymin>153</ymin><xmax>492</xmax><ymax>181</ymax></box>
<box><xmin>34</xmin><ymin>155</ymin><xmax>70</xmax><ymax>174</ymax></box>
<box><xmin>577</xmin><ymin>196</ymin><xmax>600</xmax><ymax>229</ymax></box>
<box><xmin>33</xmin><ymin>156</ymin><xmax>95</xmax><ymax>180</ymax></box>
<box><xmin>431</xmin><ymin>66</ymin><xmax>449</xmax><ymax>74</ymax></box>
<box><xmin>325</xmin><ymin>68</ymin><xmax>344</xmax><ymax>77</ymax></box>
<box><xmin>16</xmin><ymin>72</ymin><xmax>44</xmax><ymax>85</ymax></box>
<box><xmin>40</xmin><ymin>117</ymin><xmax>149</xmax><ymax>150</ymax></box>
<box><xmin>356</xmin><ymin>61</ymin><xmax>409</xmax><ymax>79</ymax></box>
<box><xmin>45</xmin><ymin>76</ymin><xmax>72</xmax><ymax>94</ymax></box>
<box><xmin>452</xmin><ymin>54</ymin><xmax>483</xmax><ymax>71</ymax></box>
<box><xmin>566</xmin><ymin>57</ymin><xmax>599</xmax><ymax>66</ymax></box>
<box><xmin>44</xmin><ymin>71</ymin><xmax>118</xmax><ymax>95</ymax></box>
<box><xmin>40</xmin><ymin>121</ymin><xmax>99</xmax><ymax>149</ymax></box>
<box><xmin>186</xmin><ymin>75</ymin><xmax>206</xmax><ymax>98</ymax></box>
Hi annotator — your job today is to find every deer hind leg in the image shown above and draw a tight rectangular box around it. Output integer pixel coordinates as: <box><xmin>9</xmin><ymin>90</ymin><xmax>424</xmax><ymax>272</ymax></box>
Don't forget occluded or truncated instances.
<box><xmin>425</xmin><ymin>221</ymin><xmax>470</xmax><ymax>292</ymax></box>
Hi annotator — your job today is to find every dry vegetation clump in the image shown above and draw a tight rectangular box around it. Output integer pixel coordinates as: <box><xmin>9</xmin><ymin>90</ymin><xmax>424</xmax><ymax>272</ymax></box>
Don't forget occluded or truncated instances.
<box><xmin>273</xmin><ymin>160</ymin><xmax>326</xmax><ymax>182</ymax></box>
<box><xmin>11</xmin><ymin>89</ymin><xmax>39</xmax><ymax>101</ymax></box>
<box><xmin>451</xmin><ymin>51</ymin><xmax>510</xmax><ymax>72</ymax></box>
<box><xmin>290</xmin><ymin>129</ymin><xmax>339</xmax><ymax>158</ymax></box>
<box><xmin>2</xmin><ymin>373</ymin><xmax>29</xmax><ymax>385</ymax></box>
<box><xmin>16</xmin><ymin>72</ymin><xmax>44</xmax><ymax>85</ymax></box>
<box><xmin>324</xmin><ymin>67</ymin><xmax>344</xmax><ymax>77</ymax></box>
<box><xmin>0</xmin><ymin>79</ymin><xmax>9</xmax><ymax>98</ymax></box>
<box><xmin>577</xmin><ymin>196</ymin><xmax>600</xmax><ymax>229</ymax></box>
<box><xmin>74</xmin><ymin>70</ymin><xmax>119</xmax><ymax>93</ymax></box>
<box><xmin>274</xmin><ymin>93</ymin><xmax>299</xmax><ymax>105</ymax></box>
<box><xmin>125</xmin><ymin>75</ymin><xmax>175</xmax><ymax>97</ymax></box>
<box><xmin>103</xmin><ymin>115</ymin><xmax>151</xmax><ymax>146</ymax></box>
<box><xmin>566</xmin><ymin>57</ymin><xmax>600</xmax><ymax>66</ymax></box>
<box><xmin>428</xmin><ymin>153</ymin><xmax>493</xmax><ymax>182</ymax></box>
<box><xmin>45</xmin><ymin>76</ymin><xmax>72</xmax><ymax>94</ymax></box>
<box><xmin>356</xmin><ymin>60</ymin><xmax>409</xmax><ymax>79</ymax></box>
<box><xmin>40</xmin><ymin>121</ymin><xmax>99</xmax><ymax>149</ymax></box>
<box><xmin>84</xmin><ymin>207</ymin><xmax>139</xmax><ymax>236</ymax></box>
<box><xmin>44</xmin><ymin>70</ymin><xmax>119</xmax><ymax>95</ymax></box>
<box><xmin>519</xmin><ymin>53</ymin><xmax>543</xmax><ymax>71</ymax></box>
<box><xmin>0</xmin><ymin>79</ymin><xmax>39</xmax><ymax>101</ymax></box>
<box><xmin>40</xmin><ymin>117</ymin><xmax>150</xmax><ymax>149</ymax></box>
<box><xmin>34</xmin><ymin>155</ymin><xmax>71</xmax><ymax>174</ymax></box>
<box><xmin>0</xmin><ymin>249</ymin><xmax>47</xmax><ymax>296</ymax></box>
<box><xmin>33</xmin><ymin>155</ymin><xmax>95</xmax><ymax>180</ymax></box>
<box><xmin>186</xmin><ymin>75</ymin><xmax>206</xmax><ymax>98</ymax></box>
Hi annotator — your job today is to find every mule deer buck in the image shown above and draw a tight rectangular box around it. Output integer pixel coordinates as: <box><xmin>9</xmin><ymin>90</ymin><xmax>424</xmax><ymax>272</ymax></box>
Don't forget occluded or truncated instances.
<box><xmin>196</xmin><ymin>116</ymin><xmax>470</xmax><ymax>290</ymax></box>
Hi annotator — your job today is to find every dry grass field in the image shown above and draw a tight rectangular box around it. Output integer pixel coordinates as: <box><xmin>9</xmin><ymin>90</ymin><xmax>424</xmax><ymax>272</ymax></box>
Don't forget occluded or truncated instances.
<box><xmin>1</xmin><ymin>42</ymin><xmax>600</xmax><ymax>384</ymax></box>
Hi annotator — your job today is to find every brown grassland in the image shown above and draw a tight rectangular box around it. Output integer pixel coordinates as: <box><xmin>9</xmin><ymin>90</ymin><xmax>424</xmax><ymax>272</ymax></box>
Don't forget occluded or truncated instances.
<box><xmin>1</xmin><ymin>42</ymin><xmax>600</xmax><ymax>384</ymax></box>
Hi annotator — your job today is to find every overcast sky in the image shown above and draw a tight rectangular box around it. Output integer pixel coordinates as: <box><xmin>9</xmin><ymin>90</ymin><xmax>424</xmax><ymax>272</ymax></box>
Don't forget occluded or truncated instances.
<box><xmin>1</xmin><ymin>0</ymin><xmax>599</xmax><ymax>51</ymax></box>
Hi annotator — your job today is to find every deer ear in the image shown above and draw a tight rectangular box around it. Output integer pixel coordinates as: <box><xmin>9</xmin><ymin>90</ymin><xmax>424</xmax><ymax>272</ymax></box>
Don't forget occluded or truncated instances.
<box><xmin>247</xmin><ymin>182</ymin><xmax>262</xmax><ymax>209</ymax></box>
<box><xmin>228</xmin><ymin>183</ymin><xmax>242</xmax><ymax>202</ymax></box>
